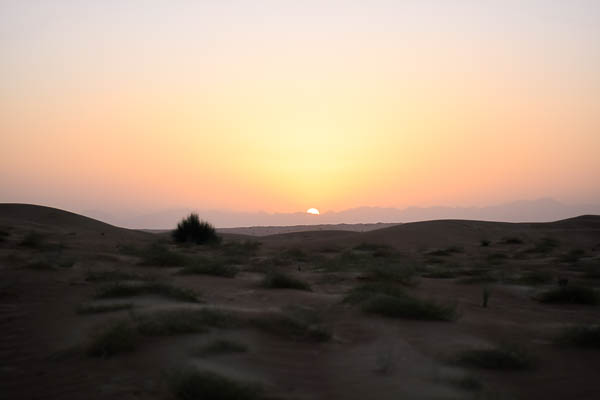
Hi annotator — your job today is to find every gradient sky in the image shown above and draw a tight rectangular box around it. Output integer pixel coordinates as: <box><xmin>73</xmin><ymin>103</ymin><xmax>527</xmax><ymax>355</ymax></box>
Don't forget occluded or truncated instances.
<box><xmin>2</xmin><ymin>1</ymin><xmax>599</xmax><ymax>215</ymax></box>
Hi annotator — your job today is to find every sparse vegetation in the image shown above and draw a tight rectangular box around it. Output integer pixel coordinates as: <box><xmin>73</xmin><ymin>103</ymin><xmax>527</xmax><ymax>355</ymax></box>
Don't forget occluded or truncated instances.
<box><xmin>480</xmin><ymin>239</ymin><xmax>490</xmax><ymax>247</ymax></box>
<box><xmin>77</xmin><ymin>302</ymin><xmax>133</xmax><ymax>314</ymax></box>
<box><xmin>515</xmin><ymin>270</ymin><xmax>553</xmax><ymax>285</ymax></box>
<box><xmin>501</xmin><ymin>237</ymin><xmax>524</xmax><ymax>245</ymax></box>
<box><xmin>172</xmin><ymin>214</ymin><xmax>221</xmax><ymax>245</ymax></box>
<box><xmin>139</xmin><ymin>243</ymin><xmax>188</xmax><ymax>267</ymax></box>
<box><xmin>25</xmin><ymin>260</ymin><xmax>55</xmax><ymax>270</ymax></box>
<box><xmin>192</xmin><ymin>339</ymin><xmax>248</xmax><ymax>356</ymax></box>
<box><xmin>426</xmin><ymin>246</ymin><xmax>463</xmax><ymax>256</ymax></box>
<box><xmin>178</xmin><ymin>258</ymin><xmax>239</xmax><ymax>278</ymax></box>
<box><xmin>455</xmin><ymin>346</ymin><xmax>534</xmax><ymax>370</ymax></box>
<box><xmin>251</xmin><ymin>306</ymin><xmax>330</xmax><ymax>342</ymax></box>
<box><xmin>556</xmin><ymin>325</ymin><xmax>600</xmax><ymax>348</ymax></box>
<box><xmin>262</xmin><ymin>271</ymin><xmax>311</xmax><ymax>291</ymax></box>
<box><xmin>364</xmin><ymin>262</ymin><xmax>418</xmax><ymax>286</ymax></box>
<box><xmin>482</xmin><ymin>287</ymin><xmax>491</xmax><ymax>308</ymax></box>
<box><xmin>559</xmin><ymin>249</ymin><xmax>585</xmax><ymax>263</ymax></box>
<box><xmin>537</xmin><ymin>286</ymin><xmax>599</xmax><ymax>305</ymax></box>
<box><xmin>87</xmin><ymin>320</ymin><xmax>139</xmax><ymax>357</ymax></box>
<box><xmin>85</xmin><ymin>269</ymin><xmax>152</xmax><ymax>282</ymax></box>
<box><xmin>19</xmin><ymin>231</ymin><xmax>45</xmax><ymax>248</ymax></box>
<box><xmin>133</xmin><ymin>308</ymin><xmax>237</xmax><ymax>336</ymax></box>
<box><xmin>487</xmin><ymin>252</ymin><xmax>508</xmax><ymax>264</ymax></box>
<box><xmin>167</xmin><ymin>367</ymin><xmax>266</xmax><ymax>400</ymax></box>
<box><xmin>421</xmin><ymin>267</ymin><xmax>459</xmax><ymax>279</ymax></box>
<box><xmin>448</xmin><ymin>375</ymin><xmax>483</xmax><ymax>391</ymax></box>
<box><xmin>95</xmin><ymin>282</ymin><xmax>201</xmax><ymax>302</ymax></box>
<box><xmin>526</xmin><ymin>237</ymin><xmax>559</xmax><ymax>254</ymax></box>
<box><xmin>345</xmin><ymin>283</ymin><xmax>458</xmax><ymax>321</ymax></box>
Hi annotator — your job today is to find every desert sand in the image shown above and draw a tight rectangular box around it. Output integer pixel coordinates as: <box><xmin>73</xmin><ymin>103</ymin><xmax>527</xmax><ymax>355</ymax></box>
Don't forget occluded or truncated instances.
<box><xmin>1</xmin><ymin>204</ymin><xmax>599</xmax><ymax>399</ymax></box>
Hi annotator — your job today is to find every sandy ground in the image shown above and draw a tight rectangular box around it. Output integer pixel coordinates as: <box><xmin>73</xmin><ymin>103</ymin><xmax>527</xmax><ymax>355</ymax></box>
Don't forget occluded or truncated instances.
<box><xmin>1</xmin><ymin>204</ymin><xmax>599</xmax><ymax>399</ymax></box>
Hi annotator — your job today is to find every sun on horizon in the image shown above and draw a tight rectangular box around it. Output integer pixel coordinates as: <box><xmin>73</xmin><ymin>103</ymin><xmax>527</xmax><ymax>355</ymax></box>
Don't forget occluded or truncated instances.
<box><xmin>306</xmin><ymin>208</ymin><xmax>320</xmax><ymax>215</ymax></box>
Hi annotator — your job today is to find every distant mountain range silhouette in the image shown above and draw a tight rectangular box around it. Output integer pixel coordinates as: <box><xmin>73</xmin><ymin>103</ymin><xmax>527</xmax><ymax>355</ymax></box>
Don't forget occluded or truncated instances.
<box><xmin>81</xmin><ymin>198</ymin><xmax>600</xmax><ymax>229</ymax></box>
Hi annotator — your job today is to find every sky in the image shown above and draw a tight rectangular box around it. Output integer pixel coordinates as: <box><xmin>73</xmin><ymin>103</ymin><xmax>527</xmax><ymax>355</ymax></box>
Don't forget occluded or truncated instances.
<box><xmin>1</xmin><ymin>0</ymin><xmax>599</xmax><ymax>219</ymax></box>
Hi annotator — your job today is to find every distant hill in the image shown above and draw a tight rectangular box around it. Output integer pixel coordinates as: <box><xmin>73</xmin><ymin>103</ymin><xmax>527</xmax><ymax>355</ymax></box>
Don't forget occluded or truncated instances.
<box><xmin>218</xmin><ymin>223</ymin><xmax>399</xmax><ymax>236</ymax></box>
<box><xmin>80</xmin><ymin>198</ymin><xmax>600</xmax><ymax>229</ymax></box>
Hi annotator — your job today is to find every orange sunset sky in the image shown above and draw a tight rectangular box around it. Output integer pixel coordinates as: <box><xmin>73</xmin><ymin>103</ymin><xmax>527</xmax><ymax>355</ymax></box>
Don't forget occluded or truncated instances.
<box><xmin>1</xmin><ymin>1</ymin><xmax>599</xmax><ymax>216</ymax></box>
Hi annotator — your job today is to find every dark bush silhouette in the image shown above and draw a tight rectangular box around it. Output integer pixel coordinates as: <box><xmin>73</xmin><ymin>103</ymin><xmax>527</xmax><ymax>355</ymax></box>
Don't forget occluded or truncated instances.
<box><xmin>172</xmin><ymin>214</ymin><xmax>220</xmax><ymax>245</ymax></box>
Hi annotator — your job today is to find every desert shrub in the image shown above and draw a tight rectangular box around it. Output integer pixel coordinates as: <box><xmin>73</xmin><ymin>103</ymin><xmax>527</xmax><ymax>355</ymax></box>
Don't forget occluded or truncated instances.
<box><xmin>19</xmin><ymin>232</ymin><xmax>45</xmax><ymax>248</ymax></box>
<box><xmin>139</xmin><ymin>243</ymin><xmax>188</xmax><ymax>267</ymax></box>
<box><xmin>167</xmin><ymin>367</ymin><xmax>266</xmax><ymax>400</ymax></box>
<box><xmin>457</xmin><ymin>269</ymin><xmax>498</xmax><ymax>284</ymax></box>
<box><xmin>559</xmin><ymin>249</ymin><xmax>585</xmax><ymax>263</ymax></box>
<box><xmin>556</xmin><ymin>325</ymin><xmax>600</xmax><ymax>348</ymax></box>
<box><xmin>343</xmin><ymin>283</ymin><xmax>407</xmax><ymax>304</ymax></box>
<box><xmin>480</xmin><ymin>240</ymin><xmax>490</xmax><ymax>247</ymax></box>
<box><xmin>516</xmin><ymin>270</ymin><xmax>553</xmax><ymax>285</ymax></box>
<box><xmin>87</xmin><ymin>320</ymin><xmax>138</xmax><ymax>357</ymax></box>
<box><xmin>77</xmin><ymin>303</ymin><xmax>133</xmax><ymax>314</ymax></box>
<box><xmin>455</xmin><ymin>346</ymin><xmax>534</xmax><ymax>370</ymax></box>
<box><xmin>25</xmin><ymin>260</ymin><xmax>55</xmax><ymax>271</ymax></box>
<box><xmin>426</xmin><ymin>246</ymin><xmax>463</xmax><ymax>257</ymax></box>
<box><xmin>262</xmin><ymin>271</ymin><xmax>311</xmax><ymax>291</ymax></box>
<box><xmin>221</xmin><ymin>240</ymin><xmax>261</xmax><ymax>257</ymax></box>
<box><xmin>280</xmin><ymin>247</ymin><xmax>309</xmax><ymax>262</ymax></box>
<box><xmin>527</xmin><ymin>237</ymin><xmax>559</xmax><ymax>254</ymax></box>
<box><xmin>95</xmin><ymin>282</ymin><xmax>201</xmax><ymax>302</ymax></box>
<box><xmin>486</xmin><ymin>252</ymin><xmax>508</xmax><ymax>264</ymax></box>
<box><xmin>85</xmin><ymin>269</ymin><xmax>152</xmax><ymax>282</ymax></box>
<box><xmin>252</xmin><ymin>309</ymin><xmax>330</xmax><ymax>342</ymax></box>
<box><xmin>178</xmin><ymin>258</ymin><xmax>239</xmax><ymax>278</ymax></box>
<box><xmin>117</xmin><ymin>243</ymin><xmax>140</xmax><ymax>256</ymax></box>
<box><xmin>537</xmin><ymin>286</ymin><xmax>599</xmax><ymax>305</ymax></box>
<box><xmin>501</xmin><ymin>237</ymin><xmax>524</xmax><ymax>245</ymax></box>
<box><xmin>364</xmin><ymin>262</ymin><xmax>418</xmax><ymax>286</ymax></box>
<box><xmin>345</xmin><ymin>283</ymin><xmax>457</xmax><ymax>321</ymax></box>
<box><xmin>192</xmin><ymin>339</ymin><xmax>247</xmax><ymax>356</ymax></box>
<box><xmin>134</xmin><ymin>308</ymin><xmax>238</xmax><ymax>336</ymax></box>
<box><xmin>173</xmin><ymin>214</ymin><xmax>220</xmax><ymax>245</ymax></box>
<box><xmin>361</xmin><ymin>294</ymin><xmax>458</xmax><ymax>321</ymax></box>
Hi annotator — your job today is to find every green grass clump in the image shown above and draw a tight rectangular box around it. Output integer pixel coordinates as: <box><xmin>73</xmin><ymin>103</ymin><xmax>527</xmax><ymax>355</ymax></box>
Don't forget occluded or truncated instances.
<box><xmin>345</xmin><ymin>283</ymin><xmax>458</xmax><ymax>321</ymax></box>
<box><xmin>139</xmin><ymin>243</ymin><xmax>188</xmax><ymax>267</ymax></box>
<box><xmin>455</xmin><ymin>346</ymin><xmax>534</xmax><ymax>370</ymax></box>
<box><xmin>556</xmin><ymin>325</ymin><xmax>600</xmax><ymax>348</ymax></box>
<box><xmin>95</xmin><ymin>282</ymin><xmax>201</xmax><ymax>302</ymax></box>
<box><xmin>173</xmin><ymin>214</ymin><xmax>221</xmax><ymax>245</ymax></box>
<box><xmin>262</xmin><ymin>271</ymin><xmax>311</xmax><ymax>291</ymax></box>
<box><xmin>77</xmin><ymin>303</ymin><xmax>133</xmax><ymax>314</ymax></box>
<box><xmin>537</xmin><ymin>286</ymin><xmax>599</xmax><ymax>305</ymax></box>
<box><xmin>167</xmin><ymin>367</ymin><xmax>266</xmax><ymax>400</ymax></box>
<box><xmin>252</xmin><ymin>307</ymin><xmax>330</xmax><ymax>342</ymax></box>
<box><xmin>178</xmin><ymin>259</ymin><xmax>239</xmax><ymax>278</ymax></box>
<box><xmin>87</xmin><ymin>320</ymin><xmax>138</xmax><ymax>357</ymax></box>
<box><xmin>134</xmin><ymin>308</ymin><xmax>238</xmax><ymax>336</ymax></box>
<box><xmin>193</xmin><ymin>339</ymin><xmax>247</xmax><ymax>356</ymax></box>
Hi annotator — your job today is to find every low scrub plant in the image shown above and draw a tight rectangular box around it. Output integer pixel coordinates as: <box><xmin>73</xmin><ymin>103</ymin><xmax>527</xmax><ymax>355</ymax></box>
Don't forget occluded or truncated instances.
<box><xmin>261</xmin><ymin>271</ymin><xmax>311</xmax><ymax>291</ymax></box>
<box><xmin>251</xmin><ymin>306</ymin><xmax>330</xmax><ymax>342</ymax></box>
<box><xmin>167</xmin><ymin>367</ymin><xmax>266</xmax><ymax>400</ymax></box>
<box><xmin>77</xmin><ymin>302</ymin><xmax>133</xmax><ymax>314</ymax></box>
<box><xmin>178</xmin><ymin>258</ymin><xmax>239</xmax><ymax>278</ymax></box>
<box><xmin>139</xmin><ymin>243</ymin><xmax>188</xmax><ymax>267</ymax></box>
<box><xmin>87</xmin><ymin>320</ymin><xmax>139</xmax><ymax>357</ymax></box>
<box><xmin>556</xmin><ymin>325</ymin><xmax>600</xmax><ymax>348</ymax></box>
<box><xmin>133</xmin><ymin>308</ymin><xmax>237</xmax><ymax>336</ymax></box>
<box><xmin>95</xmin><ymin>282</ymin><xmax>201</xmax><ymax>302</ymax></box>
<box><xmin>455</xmin><ymin>346</ymin><xmax>534</xmax><ymax>370</ymax></box>
<box><xmin>537</xmin><ymin>286</ymin><xmax>599</xmax><ymax>305</ymax></box>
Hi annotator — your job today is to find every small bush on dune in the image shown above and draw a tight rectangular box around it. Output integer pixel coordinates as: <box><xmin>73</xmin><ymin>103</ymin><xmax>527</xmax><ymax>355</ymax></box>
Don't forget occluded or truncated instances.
<box><xmin>526</xmin><ymin>237</ymin><xmax>559</xmax><ymax>254</ymax></box>
<box><xmin>139</xmin><ymin>243</ymin><xmax>188</xmax><ymax>267</ymax></box>
<box><xmin>501</xmin><ymin>237</ymin><xmax>524</xmax><ymax>245</ymax></box>
<box><xmin>345</xmin><ymin>283</ymin><xmax>458</xmax><ymax>321</ymax></box>
<box><xmin>85</xmin><ymin>269</ymin><xmax>152</xmax><ymax>282</ymax></box>
<box><xmin>516</xmin><ymin>270</ymin><xmax>553</xmax><ymax>285</ymax></box>
<box><xmin>556</xmin><ymin>325</ymin><xmax>600</xmax><ymax>348</ymax></box>
<box><xmin>537</xmin><ymin>286</ymin><xmax>599</xmax><ymax>305</ymax></box>
<box><xmin>455</xmin><ymin>346</ymin><xmax>534</xmax><ymax>370</ymax></box>
<box><xmin>193</xmin><ymin>339</ymin><xmax>247</xmax><ymax>356</ymax></box>
<box><xmin>95</xmin><ymin>281</ymin><xmax>201</xmax><ymax>302</ymax></box>
<box><xmin>19</xmin><ymin>231</ymin><xmax>45</xmax><ymax>248</ymax></box>
<box><xmin>252</xmin><ymin>309</ymin><xmax>330</xmax><ymax>342</ymax></box>
<box><xmin>426</xmin><ymin>246</ymin><xmax>463</xmax><ymax>257</ymax></box>
<box><xmin>221</xmin><ymin>240</ymin><xmax>261</xmax><ymax>257</ymax></box>
<box><xmin>173</xmin><ymin>214</ymin><xmax>221</xmax><ymax>245</ymax></box>
<box><xmin>167</xmin><ymin>367</ymin><xmax>266</xmax><ymax>400</ymax></box>
<box><xmin>25</xmin><ymin>260</ymin><xmax>56</xmax><ymax>271</ymax></box>
<box><xmin>262</xmin><ymin>271</ymin><xmax>311</xmax><ymax>291</ymax></box>
<box><xmin>178</xmin><ymin>258</ymin><xmax>239</xmax><ymax>278</ymax></box>
<box><xmin>77</xmin><ymin>302</ymin><xmax>133</xmax><ymax>314</ymax></box>
<box><xmin>364</xmin><ymin>262</ymin><xmax>418</xmax><ymax>286</ymax></box>
<box><xmin>87</xmin><ymin>320</ymin><xmax>138</xmax><ymax>357</ymax></box>
<box><xmin>559</xmin><ymin>249</ymin><xmax>585</xmax><ymax>263</ymax></box>
<box><xmin>134</xmin><ymin>308</ymin><xmax>237</xmax><ymax>336</ymax></box>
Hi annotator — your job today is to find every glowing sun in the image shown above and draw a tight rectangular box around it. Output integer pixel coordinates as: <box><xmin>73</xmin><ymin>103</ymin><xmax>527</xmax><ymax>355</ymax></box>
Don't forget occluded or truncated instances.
<box><xmin>306</xmin><ymin>208</ymin><xmax>320</xmax><ymax>215</ymax></box>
